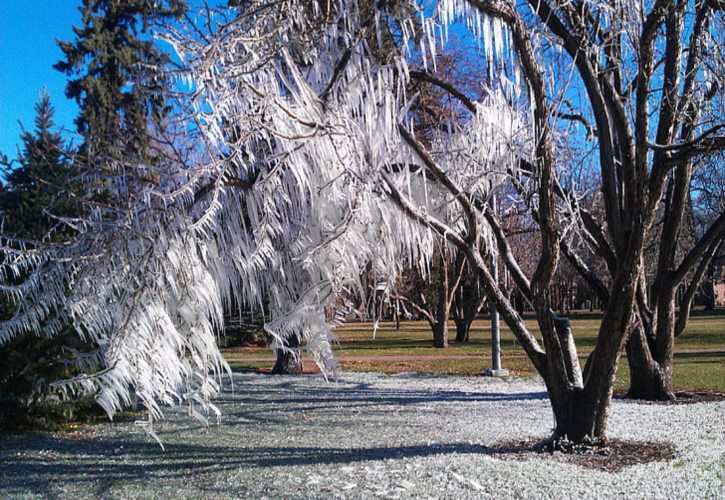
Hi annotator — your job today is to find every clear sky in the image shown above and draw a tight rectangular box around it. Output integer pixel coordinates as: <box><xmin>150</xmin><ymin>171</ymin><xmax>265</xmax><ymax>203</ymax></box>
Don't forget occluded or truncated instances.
<box><xmin>0</xmin><ymin>1</ymin><xmax>82</xmax><ymax>159</ymax></box>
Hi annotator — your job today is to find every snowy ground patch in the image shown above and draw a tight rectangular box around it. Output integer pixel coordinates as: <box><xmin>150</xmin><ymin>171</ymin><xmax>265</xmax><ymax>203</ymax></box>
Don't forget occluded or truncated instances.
<box><xmin>1</xmin><ymin>372</ymin><xmax>723</xmax><ymax>498</ymax></box>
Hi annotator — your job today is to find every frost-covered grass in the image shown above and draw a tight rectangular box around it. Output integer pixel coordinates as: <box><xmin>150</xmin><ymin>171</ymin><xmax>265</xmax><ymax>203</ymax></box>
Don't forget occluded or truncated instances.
<box><xmin>1</xmin><ymin>373</ymin><xmax>723</xmax><ymax>499</ymax></box>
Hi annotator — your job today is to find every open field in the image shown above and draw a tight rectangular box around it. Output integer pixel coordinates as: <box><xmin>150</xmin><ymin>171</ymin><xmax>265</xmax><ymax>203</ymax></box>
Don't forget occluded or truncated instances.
<box><xmin>224</xmin><ymin>311</ymin><xmax>725</xmax><ymax>393</ymax></box>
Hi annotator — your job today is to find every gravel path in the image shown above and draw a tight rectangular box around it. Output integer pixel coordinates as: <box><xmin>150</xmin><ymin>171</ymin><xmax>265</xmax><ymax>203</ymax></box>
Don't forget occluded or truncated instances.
<box><xmin>1</xmin><ymin>372</ymin><xmax>723</xmax><ymax>498</ymax></box>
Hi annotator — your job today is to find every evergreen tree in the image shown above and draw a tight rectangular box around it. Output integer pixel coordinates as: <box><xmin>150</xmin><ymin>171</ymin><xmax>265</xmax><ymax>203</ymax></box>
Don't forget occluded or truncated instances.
<box><xmin>1</xmin><ymin>89</ymin><xmax>75</xmax><ymax>239</ymax></box>
<box><xmin>0</xmin><ymin>90</ymin><xmax>89</xmax><ymax>430</ymax></box>
<box><xmin>0</xmin><ymin>2</ymin><xmax>188</xmax><ymax>430</ymax></box>
<box><xmin>54</xmin><ymin>0</ymin><xmax>186</xmax><ymax>161</ymax></box>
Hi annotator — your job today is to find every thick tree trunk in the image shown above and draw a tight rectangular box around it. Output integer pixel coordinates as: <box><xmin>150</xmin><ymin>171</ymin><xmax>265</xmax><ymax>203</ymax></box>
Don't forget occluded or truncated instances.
<box><xmin>432</xmin><ymin>315</ymin><xmax>449</xmax><ymax>348</ymax></box>
<box><xmin>625</xmin><ymin>325</ymin><xmax>675</xmax><ymax>400</ymax></box>
<box><xmin>454</xmin><ymin>316</ymin><xmax>469</xmax><ymax>343</ymax></box>
<box><xmin>546</xmin><ymin>385</ymin><xmax>607</xmax><ymax>446</ymax></box>
<box><xmin>572</xmin><ymin>257</ymin><xmax>642</xmax><ymax>445</ymax></box>
<box><xmin>271</xmin><ymin>335</ymin><xmax>303</xmax><ymax>374</ymax></box>
<box><xmin>545</xmin><ymin>318</ymin><xmax>615</xmax><ymax>447</ymax></box>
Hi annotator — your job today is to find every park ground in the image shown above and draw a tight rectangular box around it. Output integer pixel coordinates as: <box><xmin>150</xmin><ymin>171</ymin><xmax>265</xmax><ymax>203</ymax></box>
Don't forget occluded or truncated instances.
<box><xmin>0</xmin><ymin>311</ymin><xmax>723</xmax><ymax>498</ymax></box>
<box><xmin>0</xmin><ymin>372</ymin><xmax>722</xmax><ymax>498</ymax></box>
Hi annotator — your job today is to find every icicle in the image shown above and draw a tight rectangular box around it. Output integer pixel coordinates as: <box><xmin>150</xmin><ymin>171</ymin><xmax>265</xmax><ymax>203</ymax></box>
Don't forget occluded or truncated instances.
<box><xmin>0</xmin><ymin>0</ymin><xmax>527</xmax><ymax>445</ymax></box>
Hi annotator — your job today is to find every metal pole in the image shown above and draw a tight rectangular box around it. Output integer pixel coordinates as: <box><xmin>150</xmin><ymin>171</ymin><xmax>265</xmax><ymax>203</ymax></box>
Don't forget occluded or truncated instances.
<box><xmin>484</xmin><ymin>193</ymin><xmax>509</xmax><ymax>377</ymax></box>
<box><xmin>491</xmin><ymin>250</ymin><xmax>501</xmax><ymax>371</ymax></box>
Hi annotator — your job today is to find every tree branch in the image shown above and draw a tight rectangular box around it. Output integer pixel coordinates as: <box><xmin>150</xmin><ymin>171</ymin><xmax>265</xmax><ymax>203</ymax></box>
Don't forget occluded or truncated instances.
<box><xmin>675</xmin><ymin>240</ymin><xmax>721</xmax><ymax>337</ymax></box>
<box><xmin>674</xmin><ymin>211</ymin><xmax>725</xmax><ymax>284</ymax></box>
<box><xmin>397</xmin><ymin>124</ymin><xmax>479</xmax><ymax>245</ymax></box>
<box><xmin>552</xmin><ymin>110</ymin><xmax>597</xmax><ymax>140</ymax></box>
<box><xmin>408</xmin><ymin>70</ymin><xmax>478</xmax><ymax>114</ymax></box>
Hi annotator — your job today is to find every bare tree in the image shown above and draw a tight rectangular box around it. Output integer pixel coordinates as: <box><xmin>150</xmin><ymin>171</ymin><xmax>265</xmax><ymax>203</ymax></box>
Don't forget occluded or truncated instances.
<box><xmin>452</xmin><ymin>255</ymin><xmax>486</xmax><ymax>343</ymax></box>
<box><xmin>392</xmin><ymin>243</ymin><xmax>466</xmax><ymax>347</ymax></box>
<box><xmin>381</xmin><ymin>0</ymin><xmax>724</xmax><ymax>443</ymax></box>
<box><xmin>511</xmin><ymin>0</ymin><xmax>725</xmax><ymax>401</ymax></box>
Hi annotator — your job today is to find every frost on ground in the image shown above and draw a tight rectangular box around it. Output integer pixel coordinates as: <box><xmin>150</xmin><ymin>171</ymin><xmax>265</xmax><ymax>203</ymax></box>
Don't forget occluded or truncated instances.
<box><xmin>1</xmin><ymin>372</ymin><xmax>723</xmax><ymax>499</ymax></box>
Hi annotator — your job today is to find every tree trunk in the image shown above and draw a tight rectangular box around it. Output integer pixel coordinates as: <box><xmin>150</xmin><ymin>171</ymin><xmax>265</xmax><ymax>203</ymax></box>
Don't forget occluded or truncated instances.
<box><xmin>432</xmin><ymin>282</ymin><xmax>450</xmax><ymax>348</ymax></box>
<box><xmin>432</xmin><ymin>314</ymin><xmax>449</xmax><ymax>348</ymax></box>
<box><xmin>545</xmin><ymin>319</ymin><xmax>617</xmax><ymax>448</ymax></box>
<box><xmin>271</xmin><ymin>335</ymin><xmax>303</xmax><ymax>374</ymax></box>
<box><xmin>546</xmin><ymin>385</ymin><xmax>607</xmax><ymax>447</ymax></box>
<box><xmin>454</xmin><ymin>316</ymin><xmax>469</xmax><ymax>343</ymax></box>
<box><xmin>395</xmin><ymin>299</ymin><xmax>401</xmax><ymax>330</ymax></box>
<box><xmin>431</xmin><ymin>245</ymin><xmax>453</xmax><ymax>348</ymax></box>
<box><xmin>625</xmin><ymin>325</ymin><xmax>675</xmax><ymax>400</ymax></box>
<box><xmin>453</xmin><ymin>288</ymin><xmax>482</xmax><ymax>343</ymax></box>
<box><xmin>624</xmin><ymin>273</ymin><xmax>677</xmax><ymax>401</ymax></box>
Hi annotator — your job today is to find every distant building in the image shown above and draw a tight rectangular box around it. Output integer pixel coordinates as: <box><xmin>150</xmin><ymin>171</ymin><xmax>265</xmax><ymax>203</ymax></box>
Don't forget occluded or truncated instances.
<box><xmin>706</xmin><ymin>246</ymin><xmax>725</xmax><ymax>309</ymax></box>
<box><xmin>715</xmin><ymin>284</ymin><xmax>725</xmax><ymax>306</ymax></box>
<box><xmin>713</xmin><ymin>263</ymin><xmax>725</xmax><ymax>307</ymax></box>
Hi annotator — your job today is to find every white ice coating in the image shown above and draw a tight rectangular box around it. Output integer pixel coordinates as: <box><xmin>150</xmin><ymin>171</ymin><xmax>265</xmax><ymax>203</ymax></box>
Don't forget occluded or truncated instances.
<box><xmin>0</xmin><ymin>0</ymin><xmax>526</xmax><ymax>435</ymax></box>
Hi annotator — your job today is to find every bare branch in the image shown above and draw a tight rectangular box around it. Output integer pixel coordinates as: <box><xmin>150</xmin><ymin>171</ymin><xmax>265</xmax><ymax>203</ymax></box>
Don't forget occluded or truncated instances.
<box><xmin>408</xmin><ymin>70</ymin><xmax>478</xmax><ymax>114</ymax></box>
<box><xmin>674</xmin><ymin>211</ymin><xmax>725</xmax><ymax>284</ymax></box>
<box><xmin>675</xmin><ymin>240</ymin><xmax>721</xmax><ymax>337</ymax></box>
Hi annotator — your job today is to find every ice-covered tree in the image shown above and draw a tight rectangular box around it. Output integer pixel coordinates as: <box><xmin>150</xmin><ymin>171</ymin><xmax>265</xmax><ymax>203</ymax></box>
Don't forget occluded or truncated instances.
<box><xmin>0</xmin><ymin>90</ymin><xmax>89</xmax><ymax>429</ymax></box>
<box><xmin>163</xmin><ymin>0</ymin><xmax>725</xmax><ymax>444</ymax></box>
<box><xmin>2</xmin><ymin>0</ymin><xmax>722</xmax><ymax>449</ymax></box>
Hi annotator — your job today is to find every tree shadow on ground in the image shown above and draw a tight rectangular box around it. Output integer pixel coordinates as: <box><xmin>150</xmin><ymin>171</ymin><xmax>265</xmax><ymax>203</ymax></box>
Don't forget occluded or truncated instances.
<box><xmin>0</xmin><ymin>377</ymin><xmax>551</xmax><ymax>496</ymax></box>
<box><xmin>1</xmin><ymin>433</ymin><xmax>676</xmax><ymax>497</ymax></box>
<box><xmin>223</xmin><ymin>377</ymin><xmax>548</xmax><ymax>406</ymax></box>
<box><xmin>0</xmin><ymin>438</ymin><xmax>540</xmax><ymax>494</ymax></box>
<box><xmin>216</xmin><ymin>380</ymin><xmax>548</xmax><ymax>421</ymax></box>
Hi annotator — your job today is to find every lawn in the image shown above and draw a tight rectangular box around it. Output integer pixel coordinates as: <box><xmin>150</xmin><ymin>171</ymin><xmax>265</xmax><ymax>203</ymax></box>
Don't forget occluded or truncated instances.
<box><xmin>223</xmin><ymin>310</ymin><xmax>725</xmax><ymax>393</ymax></box>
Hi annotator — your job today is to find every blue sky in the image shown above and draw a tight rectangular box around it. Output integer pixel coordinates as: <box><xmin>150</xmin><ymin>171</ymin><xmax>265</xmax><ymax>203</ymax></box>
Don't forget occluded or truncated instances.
<box><xmin>0</xmin><ymin>1</ymin><xmax>82</xmax><ymax>159</ymax></box>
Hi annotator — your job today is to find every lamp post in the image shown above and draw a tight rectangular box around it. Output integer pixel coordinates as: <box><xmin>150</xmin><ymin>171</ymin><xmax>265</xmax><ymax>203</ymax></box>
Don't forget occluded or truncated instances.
<box><xmin>484</xmin><ymin>193</ymin><xmax>509</xmax><ymax>377</ymax></box>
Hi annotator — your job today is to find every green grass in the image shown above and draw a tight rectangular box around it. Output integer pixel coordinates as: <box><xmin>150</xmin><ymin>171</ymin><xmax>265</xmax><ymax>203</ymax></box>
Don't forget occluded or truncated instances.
<box><xmin>223</xmin><ymin>310</ymin><xmax>725</xmax><ymax>393</ymax></box>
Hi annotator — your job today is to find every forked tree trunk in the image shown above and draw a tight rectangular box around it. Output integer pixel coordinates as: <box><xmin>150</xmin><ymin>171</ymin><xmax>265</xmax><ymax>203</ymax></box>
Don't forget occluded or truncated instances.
<box><xmin>453</xmin><ymin>287</ymin><xmax>482</xmax><ymax>343</ymax></box>
<box><xmin>426</xmin><ymin>244</ymin><xmax>463</xmax><ymax>348</ymax></box>
<box><xmin>624</xmin><ymin>274</ymin><xmax>680</xmax><ymax>400</ymax></box>
<box><xmin>453</xmin><ymin>316</ymin><xmax>470</xmax><ymax>343</ymax></box>
<box><xmin>534</xmin><ymin>312</ymin><xmax>607</xmax><ymax>445</ymax></box>
<box><xmin>271</xmin><ymin>335</ymin><xmax>303</xmax><ymax>374</ymax></box>
<box><xmin>549</xmin><ymin>265</ymin><xmax>640</xmax><ymax>446</ymax></box>
<box><xmin>544</xmin><ymin>347</ymin><xmax>619</xmax><ymax>447</ymax></box>
<box><xmin>546</xmin><ymin>386</ymin><xmax>607</xmax><ymax>445</ymax></box>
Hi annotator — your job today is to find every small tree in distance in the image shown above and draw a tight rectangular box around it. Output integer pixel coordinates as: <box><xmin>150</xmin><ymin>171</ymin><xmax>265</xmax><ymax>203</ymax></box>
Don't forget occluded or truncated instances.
<box><xmin>392</xmin><ymin>243</ymin><xmax>466</xmax><ymax>348</ymax></box>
